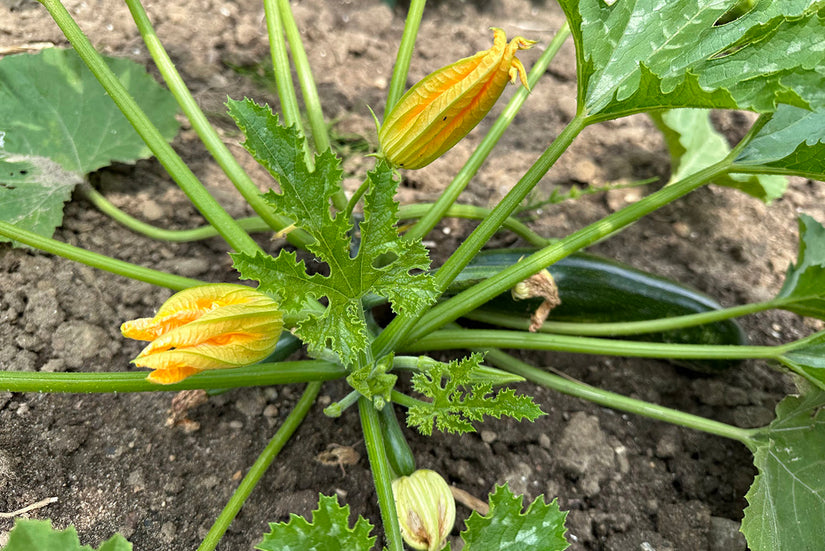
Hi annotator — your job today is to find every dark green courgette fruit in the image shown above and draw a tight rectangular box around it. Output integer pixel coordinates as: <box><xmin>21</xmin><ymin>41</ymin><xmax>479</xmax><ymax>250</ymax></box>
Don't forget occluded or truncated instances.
<box><xmin>449</xmin><ymin>249</ymin><xmax>748</xmax><ymax>373</ymax></box>
<box><xmin>379</xmin><ymin>404</ymin><xmax>416</xmax><ymax>477</ymax></box>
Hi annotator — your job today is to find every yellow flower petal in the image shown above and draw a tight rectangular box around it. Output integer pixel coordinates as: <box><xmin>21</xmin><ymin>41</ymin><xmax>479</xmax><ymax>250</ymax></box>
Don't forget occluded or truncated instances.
<box><xmin>121</xmin><ymin>284</ymin><xmax>283</xmax><ymax>384</ymax></box>
<box><xmin>379</xmin><ymin>28</ymin><xmax>535</xmax><ymax>170</ymax></box>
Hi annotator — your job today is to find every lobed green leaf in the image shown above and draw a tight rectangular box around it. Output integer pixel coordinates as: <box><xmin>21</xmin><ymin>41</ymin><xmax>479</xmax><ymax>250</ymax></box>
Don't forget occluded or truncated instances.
<box><xmin>741</xmin><ymin>387</ymin><xmax>825</xmax><ymax>551</ymax></box>
<box><xmin>0</xmin><ymin>48</ymin><xmax>179</xmax><ymax>242</ymax></box>
<box><xmin>2</xmin><ymin>519</ymin><xmax>132</xmax><ymax>551</ymax></box>
<box><xmin>775</xmin><ymin>214</ymin><xmax>825</xmax><ymax>319</ymax></box>
<box><xmin>407</xmin><ymin>354</ymin><xmax>544</xmax><ymax>436</ymax></box>
<box><xmin>461</xmin><ymin>484</ymin><xmax>569</xmax><ymax>551</ymax></box>
<box><xmin>735</xmin><ymin>104</ymin><xmax>825</xmax><ymax>180</ymax></box>
<box><xmin>651</xmin><ymin>108</ymin><xmax>786</xmax><ymax>202</ymax></box>
<box><xmin>255</xmin><ymin>494</ymin><xmax>376</xmax><ymax>551</ymax></box>
<box><xmin>228</xmin><ymin>98</ymin><xmax>438</xmax><ymax>367</ymax></box>
<box><xmin>558</xmin><ymin>0</ymin><xmax>825</xmax><ymax>118</ymax></box>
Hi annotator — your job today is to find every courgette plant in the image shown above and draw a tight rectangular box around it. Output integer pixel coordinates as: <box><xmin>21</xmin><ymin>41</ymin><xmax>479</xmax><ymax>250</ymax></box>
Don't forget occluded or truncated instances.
<box><xmin>2</xmin><ymin>0</ymin><xmax>825</xmax><ymax>550</ymax></box>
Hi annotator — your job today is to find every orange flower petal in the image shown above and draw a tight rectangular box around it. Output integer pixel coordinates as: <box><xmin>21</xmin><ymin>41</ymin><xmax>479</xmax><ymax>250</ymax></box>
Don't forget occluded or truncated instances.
<box><xmin>379</xmin><ymin>28</ymin><xmax>535</xmax><ymax>170</ymax></box>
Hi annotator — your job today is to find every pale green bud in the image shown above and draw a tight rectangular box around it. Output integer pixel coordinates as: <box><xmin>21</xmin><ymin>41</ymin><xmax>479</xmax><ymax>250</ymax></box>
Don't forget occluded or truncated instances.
<box><xmin>392</xmin><ymin>469</ymin><xmax>456</xmax><ymax>551</ymax></box>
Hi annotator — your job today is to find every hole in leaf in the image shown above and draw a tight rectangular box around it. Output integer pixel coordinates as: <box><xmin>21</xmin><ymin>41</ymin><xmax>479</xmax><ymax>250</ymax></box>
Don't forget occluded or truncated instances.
<box><xmin>373</xmin><ymin>251</ymin><xmax>398</xmax><ymax>268</ymax></box>
<box><xmin>714</xmin><ymin>0</ymin><xmax>755</xmax><ymax>26</ymax></box>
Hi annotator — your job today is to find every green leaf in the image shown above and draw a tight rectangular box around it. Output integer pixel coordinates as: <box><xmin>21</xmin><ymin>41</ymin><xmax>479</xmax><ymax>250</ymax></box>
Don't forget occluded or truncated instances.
<box><xmin>255</xmin><ymin>494</ymin><xmax>376</xmax><ymax>551</ymax></box>
<box><xmin>0</xmin><ymin>156</ymin><xmax>81</xmax><ymax>245</ymax></box>
<box><xmin>778</xmin><ymin>331</ymin><xmax>825</xmax><ymax>391</ymax></box>
<box><xmin>741</xmin><ymin>387</ymin><xmax>825</xmax><ymax>551</ymax></box>
<box><xmin>0</xmin><ymin>48</ymin><xmax>179</xmax><ymax>241</ymax></box>
<box><xmin>650</xmin><ymin>109</ymin><xmax>787</xmax><ymax>202</ymax></box>
<box><xmin>347</xmin><ymin>354</ymin><xmax>397</xmax><ymax>407</ymax></box>
<box><xmin>735</xmin><ymin>104</ymin><xmax>825</xmax><ymax>180</ymax></box>
<box><xmin>558</xmin><ymin>0</ymin><xmax>825</xmax><ymax>118</ymax></box>
<box><xmin>228</xmin><ymin>98</ymin><xmax>438</xmax><ymax>367</ymax></box>
<box><xmin>406</xmin><ymin>353</ymin><xmax>544</xmax><ymax>436</ymax></box>
<box><xmin>775</xmin><ymin>214</ymin><xmax>825</xmax><ymax>319</ymax></box>
<box><xmin>2</xmin><ymin>519</ymin><xmax>132</xmax><ymax>551</ymax></box>
<box><xmin>461</xmin><ymin>484</ymin><xmax>569</xmax><ymax>551</ymax></box>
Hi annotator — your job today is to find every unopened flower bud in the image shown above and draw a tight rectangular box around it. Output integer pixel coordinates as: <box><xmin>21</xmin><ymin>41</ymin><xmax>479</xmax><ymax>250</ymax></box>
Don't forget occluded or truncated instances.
<box><xmin>121</xmin><ymin>283</ymin><xmax>282</xmax><ymax>384</ymax></box>
<box><xmin>392</xmin><ymin>469</ymin><xmax>456</xmax><ymax>551</ymax></box>
<box><xmin>379</xmin><ymin>28</ymin><xmax>535</xmax><ymax>170</ymax></box>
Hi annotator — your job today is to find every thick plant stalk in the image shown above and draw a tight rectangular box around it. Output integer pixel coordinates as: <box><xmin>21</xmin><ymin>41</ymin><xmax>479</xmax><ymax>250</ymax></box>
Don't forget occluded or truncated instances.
<box><xmin>359</xmin><ymin>398</ymin><xmax>404</xmax><ymax>551</ymax></box>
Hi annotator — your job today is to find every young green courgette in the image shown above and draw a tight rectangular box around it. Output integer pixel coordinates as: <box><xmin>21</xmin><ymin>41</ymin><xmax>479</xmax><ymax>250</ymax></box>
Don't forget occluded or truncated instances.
<box><xmin>448</xmin><ymin>249</ymin><xmax>748</xmax><ymax>373</ymax></box>
<box><xmin>379</xmin><ymin>403</ymin><xmax>416</xmax><ymax>477</ymax></box>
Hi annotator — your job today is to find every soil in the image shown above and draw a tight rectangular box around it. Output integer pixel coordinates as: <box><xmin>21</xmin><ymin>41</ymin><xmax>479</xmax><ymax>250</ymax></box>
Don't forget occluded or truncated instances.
<box><xmin>0</xmin><ymin>0</ymin><xmax>822</xmax><ymax>550</ymax></box>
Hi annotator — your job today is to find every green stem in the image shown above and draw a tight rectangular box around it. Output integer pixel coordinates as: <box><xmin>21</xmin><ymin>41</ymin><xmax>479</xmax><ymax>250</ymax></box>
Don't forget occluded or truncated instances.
<box><xmin>323</xmin><ymin>389</ymin><xmax>361</xmax><ymax>417</ymax></box>
<box><xmin>121</xmin><ymin>0</ymin><xmax>311</xmax><ymax>246</ymax></box>
<box><xmin>197</xmin><ymin>381</ymin><xmax>322</xmax><ymax>551</ymax></box>
<box><xmin>390</xmin><ymin>390</ymin><xmax>427</xmax><ymax>410</ymax></box>
<box><xmin>403</xmin><ymin>328</ymin><xmax>784</xmax><ymax>360</ymax></box>
<box><xmin>403</xmin><ymin>22</ymin><xmax>571</xmax><ymax>243</ymax></box>
<box><xmin>464</xmin><ymin>299</ymin><xmax>782</xmax><ymax>337</ymax></box>
<box><xmin>359</xmin><ymin>397</ymin><xmax>403</xmax><ymax>551</ymax></box>
<box><xmin>405</xmin><ymin>159</ymin><xmax>732</xmax><ymax>343</ymax></box>
<box><xmin>0</xmin><ymin>220</ymin><xmax>202</xmax><ymax>290</ymax></box>
<box><xmin>485</xmin><ymin>349</ymin><xmax>757</xmax><ymax>447</ymax></box>
<box><xmin>38</xmin><ymin>0</ymin><xmax>261</xmax><ymax>255</ymax></box>
<box><xmin>263</xmin><ymin>0</ymin><xmax>302</xmax><ymax>131</ymax></box>
<box><xmin>276</xmin><ymin>0</ymin><xmax>326</xmax><ymax>153</ymax></box>
<box><xmin>385</xmin><ymin>0</ymin><xmax>426</xmax><ymax>113</ymax></box>
<box><xmin>400</xmin><ymin>202</ymin><xmax>549</xmax><ymax>247</ymax></box>
<box><xmin>373</xmin><ymin>114</ymin><xmax>588</xmax><ymax>358</ymax></box>
<box><xmin>79</xmin><ymin>183</ymin><xmax>270</xmax><ymax>242</ymax></box>
<box><xmin>0</xmin><ymin>361</ymin><xmax>345</xmax><ymax>393</ymax></box>
<box><xmin>77</xmin><ymin>193</ymin><xmax>546</xmax><ymax>246</ymax></box>
<box><xmin>345</xmin><ymin>178</ymin><xmax>371</xmax><ymax>220</ymax></box>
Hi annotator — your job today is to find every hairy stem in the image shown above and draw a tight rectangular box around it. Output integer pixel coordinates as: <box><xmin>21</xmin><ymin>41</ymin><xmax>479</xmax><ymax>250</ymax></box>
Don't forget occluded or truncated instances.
<box><xmin>359</xmin><ymin>398</ymin><xmax>403</xmax><ymax>551</ymax></box>
<box><xmin>464</xmin><ymin>299</ymin><xmax>783</xmax><ymax>336</ymax></box>
<box><xmin>485</xmin><ymin>349</ymin><xmax>757</xmax><ymax>447</ymax></box>
<box><xmin>406</xmin><ymin>159</ymin><xmax>732</xmax><ymax>343</ymax></box>
<box><xmin>0</xmin><ymin>220</ymin><xmax>202</xmax><ymax>290</ymax></box>
<box><xmin>0</xmin><ymin>361</ymin><xmax>345</xmax><ymax>393</ymax></box>
<box><xmin>385</xmin><ymin>0</ymin><xmax>426</xmax><ymax>113</ymax></box>
<box><xmin>404</xmin><ymin>328</ymin><xmax>783</xmax><ymax>360</ymax></box>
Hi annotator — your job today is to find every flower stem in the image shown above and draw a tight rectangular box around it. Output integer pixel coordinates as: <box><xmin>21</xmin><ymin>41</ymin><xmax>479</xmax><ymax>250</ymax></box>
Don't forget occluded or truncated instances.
<box><xmin>121</xmin><ymin>0</ymin><xmax>313</xmax><ymax>246</ymax></box>
<box><xmin>464</xmin><ymin>299</ymin><xmax>783</xmax><ymax>336</ymax></box>
<box><xmin>385</xmin><ymin>0</ymin><xmax>426</xmax><ymax>113</ymax></box>
<box><xmin>37</xmin><ymin>0</ymin><xmax>261</xmax><ymax>256</ymax></box>
<box><xmin>403</xmin><ymin>328</ymin><xmax>782</xmax><ymax>361</ymax></box>
<box><xmin>0</xmin><ymin>220</ymin><xmax>202</xmax><ymax>290</ymax></box>
<box><xmin>0</xmin><ymin>361</ymin><xmax>345</xmax><ymax>393</ymax></box>
<box><xmin>484</xmin><ymin>349</ymin><xmax>758</xmax><ymax>448</ymax></box>
<box><xmin>197</xmin><ymin>381</ymin><xmax>322</xmax><ymax>551</ymax></box>
<box><xmin>403</xmin><ymin>21</ymin><xmax>572</xmax><ymax>243</ymax></box>
<box><xmin>359</xmin><ymin>397</ymin><xmax>403</xmax><ymax>551</ymax></box>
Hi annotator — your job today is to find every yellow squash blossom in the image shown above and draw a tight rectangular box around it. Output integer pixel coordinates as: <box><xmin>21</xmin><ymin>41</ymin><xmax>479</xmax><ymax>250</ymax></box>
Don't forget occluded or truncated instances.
<box><xmin>121</xmin><ymin>283</ymin><xmax>282</xmax><ymax>384</ymax></box>
<box><xmin>392</xmin><ymin>469</ymin><xmax>456</xmax><ymax>551</ymax></box>
<box><xmin>379</xmin><ymin>28</ymin><xmax>535</xmax><ymax>170</ymax></box>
